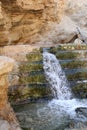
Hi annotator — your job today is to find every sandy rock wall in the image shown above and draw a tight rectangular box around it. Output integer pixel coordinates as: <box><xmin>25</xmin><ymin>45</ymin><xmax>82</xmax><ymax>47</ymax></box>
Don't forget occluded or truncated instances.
<box><xmin>0</xmin><ymin>0</ymin><xmax>65</xmax><ymax>46</ymax></box>
<box><xmin>0</xmin><ymin>0</ymin><xmax>87</xmax><ymax>46</ymax></box>
<box><xmin>39</xmin><ymin>0</ymin><xmax>87</xmax><ymax>45</ymax></box>
<box><xmin>16</xmin><ymin>0</ymin><xmax>45</xmax><ymax>10</ymax></box>
<box><xmin>0</xmin><ymin>56</ymin><xmax>21</xmax><ymax>130</ymax></box>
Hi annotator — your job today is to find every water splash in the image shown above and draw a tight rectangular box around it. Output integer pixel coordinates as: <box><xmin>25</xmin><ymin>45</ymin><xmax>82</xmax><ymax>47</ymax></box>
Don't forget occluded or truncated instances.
<box><xmin>42</xmin><ymin>52</ymin><xmax>87</xmax><ymax>121</ymax></box>
<box><xmin>14</xmin><ymin>52</ymin><xmax>87</xmax><ymax>130</ymax></box>
<box><xmin>43</xmin><ymin>52</ymin><xmax>72</xmax><ymax>99</ymax></box>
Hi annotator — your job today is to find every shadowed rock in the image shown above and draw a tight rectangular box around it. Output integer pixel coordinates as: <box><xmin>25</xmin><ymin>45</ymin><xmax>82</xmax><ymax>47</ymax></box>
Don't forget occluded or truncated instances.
<box><xmin>75</xmin><ymin>107</ymin><xmax>87</xmax><ymax>117</ymax></box>
<box><xmin>0</xmin><ymin>56</ymin><xmax>22</xmax><ymax>130</ymax></box>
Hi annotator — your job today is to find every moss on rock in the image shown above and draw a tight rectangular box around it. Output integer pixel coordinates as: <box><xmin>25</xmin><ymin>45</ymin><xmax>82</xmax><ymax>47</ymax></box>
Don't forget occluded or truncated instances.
<box><xmin>67</xmin><ymin>72</ymin><xmax>87</xmax><ymax>81</ymax></box>
<box><xmin>8</xmin><ymin>84</ymin><xmax>52</xmax><ymax>103</ymax></box>
<box><xmin>19</xmin><ymin>74</ymin><xmax>47</xmax><ymax>84</ymax></box>
<box><xmin>72</xmin><ymin>83</ymin><xmax>87</xmax><ymax>98</ymax></box>
<box><xmin>19</xmin><ymin>63</ymin><xmax>43</xmax><ymax>73</ymax></box>
<box><xmin>26</xmin><ymin>51</ymin><xmax>42</xmax><ymax>62</ymax></box>
<box><xmin>61</xmin><ymin>61</ymin><xmax>87</xmax><ymax>69</ymax></box>
<box><xmin>9</xmin><ymin>49</ymin><xmax>53</xmax><ymax>103</ymax></box>
<box><xmin>56</xmin><ymin>52</ymin><xmax>78</xmax><ymax>60</ymax></box>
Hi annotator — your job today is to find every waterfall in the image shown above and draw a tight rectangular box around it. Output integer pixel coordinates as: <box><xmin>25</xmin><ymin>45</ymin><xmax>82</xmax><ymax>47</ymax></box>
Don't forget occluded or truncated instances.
<box><xmin>15</xmin><ymin>51</ymin><xmax>87</xmax><ymax>130</ymax></box>
<box><xmin>16</xmin><ymin>51</ymin><xmax>87</xmax><ymax>130</ymax></box>
<box><xmin>43</xmin><ymin>52</ymin><xmax>72</xmax><ymax>100</ymax></box>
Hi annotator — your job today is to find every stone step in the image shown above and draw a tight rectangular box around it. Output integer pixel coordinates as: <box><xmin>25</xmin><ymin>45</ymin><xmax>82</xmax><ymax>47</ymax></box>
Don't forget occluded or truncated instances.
<box><xmin>26</xmin><ymin>52</ymin><xmax>42</xmax><ymax>62</ymax></box>
<box><xmin>67</xmin><ymin>71</ymin><xmax>87</xmax><ymax>81</ymax></box>
<box><xmin>56</xmin><ymin>51</ymin><xmax>87</xmax><ymax>60</ymax></box>
<box><xmin>19</xmin><ymin>73</ymin><xmax>47</xmax><ymax>84</ymax></box>
<box><xmin>69</xmin><ymin>80</ymin><xmax>87</xmax><ymax>86</ymax></box>
<box><xmin>48</xmin><ymin>44</ymin><xmax>87</xmax><ymax>53</ymax></box>
<box><xmin>9</xmin><ymin>44</ymin><xmax>87</xmax><ymax>103</ymax></box>
<box><xmin>61</xmin><ymin>60</ymin><xmax>87</xmax><ymax>69</ymax></box>
<box><xmin>19</xmin><ymin>70</ymin><xmax>44</xmax><ymax>77</ymax></box>
<box><xmin>70</xmin><ymin>80</ymin><xmax>87</xmax><ymax>87</ymax></box>
<box><xmin>19</xmin><ymin>63</ymin><xmax>43</xmax><ymax>73</ymax></box>
<box><xmin>57</xmin><ymin>50</ymin><xmax>87</xmax><ymax>53</ymax></box>
<box><xmin>71</xmin><ymin>82</ymin><xmax>87</xmax><ymax>98</ymax></box>
<box><xmin>8</xmin><ymin>83</ymin><xmax>52</xmax><ymax>104</ymax></box>
<box><xmin>59</xmin><ymin>58</ymin><xmax>87</xmax><ymax>63</ymax></box>
<box><xmin>64</xmin><ymin>68</ymin><xmax>87</xmax><ymax>75</ymax></box>
<box><xmin>20</xmin><ymin>60</ymin><xmax>43</xmax><ymax>65</ymax></box>
<box><xmin>10</xmin><ymin>83</ymin><xmax>49</xmax><ymax>89</ymax></box>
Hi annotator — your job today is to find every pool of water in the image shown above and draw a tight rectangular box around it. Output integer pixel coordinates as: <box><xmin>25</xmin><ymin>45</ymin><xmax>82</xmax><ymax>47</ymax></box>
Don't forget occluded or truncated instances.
<box><xmin>14</xmin><ymin>98</ymin><xmax>87</xmax><ymax>130</ymax></box>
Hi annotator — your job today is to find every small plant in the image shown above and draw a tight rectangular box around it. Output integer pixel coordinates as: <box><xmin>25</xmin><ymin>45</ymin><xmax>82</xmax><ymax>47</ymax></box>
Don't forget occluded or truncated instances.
<box><xmin>56</xmin><ymin>52</ymin><xmax>78</xmax><ymax>60</ymax></box>
<box><xmin>49</xmin><ymin>47</ymin><xmax>58</xmax><ymax>54</ymax></box>
<box><xmin>19</xmin><ymin>74</ymin><xmax>47</xmax><ymax>84</ymax></box>
<box><xmin>72</xmin><ymin>83</ymin><xmax>87</xmax><ymax>98</ymax></box>
<box><xmin>8</xmin><ymin>83</ymin><xmax>52</xmax><ymax>102</ymax></box>
<box><xmin>19</xmin><ymin>63</ymin><xmax>43</xmax><ymax>72</ymax></box>
<box><xmin>26</xmin><ymin>52</ymin><xmax>42</xmax><ymax>62</ymax></box>
<box><xmin>61</xmin><ymin>61</ymin><xmax>87</xmax><ymax>69</ymax></box>
<box><xmin>67</xmin><ymin>72</ymin><xmax>87</xmax><ymax>80</ymax></box>
<box><xmin>72</xmin><ymin>83</ymin><xmax>87</xmax><ymax>91</ymax></box>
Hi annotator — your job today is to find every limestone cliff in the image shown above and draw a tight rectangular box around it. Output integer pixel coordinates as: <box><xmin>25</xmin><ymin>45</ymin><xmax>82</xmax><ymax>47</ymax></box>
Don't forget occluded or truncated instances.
<box><xmin>0</xmin><ymin>0</ymin><xmax>87</xmax><ymax>46</ymax></box>
<box><xmin>0</xmin><ymin>0</ymin><xmax>65</xmax><ymax>46</ymax></box>
<box><xmin>0</xmin><ymin>56</ymin><xmax>21</xmax><ymax>130</ymax></box>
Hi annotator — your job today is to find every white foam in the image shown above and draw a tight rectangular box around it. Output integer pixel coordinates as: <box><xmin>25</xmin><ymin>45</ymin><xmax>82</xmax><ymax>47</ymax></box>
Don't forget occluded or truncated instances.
<box><xmin>43</xmin><ymin>52</ymin><xmax>72</xmax><ymax>99</ymax></box>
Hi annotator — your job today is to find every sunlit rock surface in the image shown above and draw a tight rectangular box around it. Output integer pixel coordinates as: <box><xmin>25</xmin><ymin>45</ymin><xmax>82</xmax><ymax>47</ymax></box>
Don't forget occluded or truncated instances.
<box><xmin>0</xmin><ymin>0</ymin><xmax>87</xmax><ymax>48</ymax></box>
<box><xmin>0</xmin><ymin>0</ymin><xmax>65</xmax><ymax>46</ymax></box>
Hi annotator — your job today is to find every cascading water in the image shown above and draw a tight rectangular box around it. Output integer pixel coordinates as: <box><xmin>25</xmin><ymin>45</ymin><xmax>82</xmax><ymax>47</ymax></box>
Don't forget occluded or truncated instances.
<box><xmin>15</xmin><ymin>51</ymin><xmax>87</xmax><ymax>130</ymax></box>
<box><xmin>42</xmin><ymin>51</ymin><xmax>87</xmax><ymax>124</ymax></box>
<box><xmin>43</xmin><ymin>52</ymin><xmax>72</xmax><ymax>99</ymax></box>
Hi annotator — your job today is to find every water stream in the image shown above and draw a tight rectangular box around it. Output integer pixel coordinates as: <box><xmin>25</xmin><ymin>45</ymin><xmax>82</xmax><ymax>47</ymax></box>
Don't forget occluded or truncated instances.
<box><xmin>42</xmin><ymin>52</ymin><xmax>87</xmax><ymax>118</ymax></box>
<box><xmin>14</xmin><ymin>52</ymin><xmax>87</xmax><ymax>130</ymax></box>
<box><xmin>43</xmin><ymin>52</ymin><xmax>72</xmax><ymax>99</ymax></box>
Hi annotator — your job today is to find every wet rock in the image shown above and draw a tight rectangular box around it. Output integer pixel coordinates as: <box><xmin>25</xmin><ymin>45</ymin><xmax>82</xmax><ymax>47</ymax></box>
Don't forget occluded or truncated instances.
<box><xmin>75</xmin><ymin>107</ymin><xmax>87</xmax><ymax>117</ymax></box>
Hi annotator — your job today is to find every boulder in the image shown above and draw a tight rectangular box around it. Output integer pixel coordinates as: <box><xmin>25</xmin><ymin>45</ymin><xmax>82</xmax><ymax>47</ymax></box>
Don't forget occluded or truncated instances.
<box><xmin>75</xmin><ymin>107</ymin><xmax>87</xmax><ymax>117</ymax></box>
<box><xmin>0</xmin><ymin>56</ymin><xmax>22</xmax><ymax>130</ymax></box>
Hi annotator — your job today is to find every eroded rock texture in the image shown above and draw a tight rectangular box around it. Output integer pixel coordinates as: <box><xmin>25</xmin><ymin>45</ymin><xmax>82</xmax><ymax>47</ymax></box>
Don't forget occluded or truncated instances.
<box><xmin>0</xmin><ymin>56</ymin><xmax>21</xmax><ymax>130</ymax></box>
<box><xmin>0</xmin><ymin>0</ymin><xmax>87</xmax><ymax>46</ymax></box>
<box><xmin>0</xmin><ymin>0</ymin><xmax>65</xmax><ymax>46</ymax></box>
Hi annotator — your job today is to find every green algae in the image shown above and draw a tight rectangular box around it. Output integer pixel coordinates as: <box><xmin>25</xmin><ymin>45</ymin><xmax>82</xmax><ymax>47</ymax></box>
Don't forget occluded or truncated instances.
<box><xmin>72</xmin><ymin>83</ymin><xmax>87</xmax><ymax>98</ymax></box>
<box><xmin>19</xmin><ymin>63</ymin><xmax>43</xmax><ymax>72</ymax></box>
<box><xmin>26</xmin><ymin>52</ymin><xmax>42</xmax><ymax>62</ymax></box>
<box><xmin>67</xmin><ymin>72</ymin><xmax>87</xmax><ymax>81</ymax></box>
<box><xmin>19</xmin><ymin>74</ymin><xmax>47</xmax><ymax>84</ymax></box>
<box><xmin>8</xmin><ymin>84</ymin><xmax>52</xmax><ymax>103</ymax></box>
<box><xmin>56</xmin><ymin>52</ymin><xmax>78</xmax><ymax>60</ymax></box>
<box><xmin>61</xmin><ymin>61</ymin><xmax>87</xmax><ymax>69</ymax></box>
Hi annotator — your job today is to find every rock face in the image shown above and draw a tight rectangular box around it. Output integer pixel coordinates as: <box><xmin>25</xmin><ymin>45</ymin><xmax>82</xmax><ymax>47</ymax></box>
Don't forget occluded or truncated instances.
<box><xmin>0</xmin><ymin>0</ymin><xmax>87</xmax><ymax>46</ymax></box>
<box><xmin>0</xmin><ymin>56</ymin><xmax>14</xmax><ymax>109</ymax></box>
<box><xmin>0</xmin><ymin>0</ymin><xmax>65</xmax><ymax>46</ymax></box>
<box><xmin>0</xmin><ymin>56</ymin><xmax>21</xmax><ymax>130</ymax></box>
<box><xmin>75</xmin><ymin>107</ymin><xmax>87</xmax><ymax>117</ymax></box>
